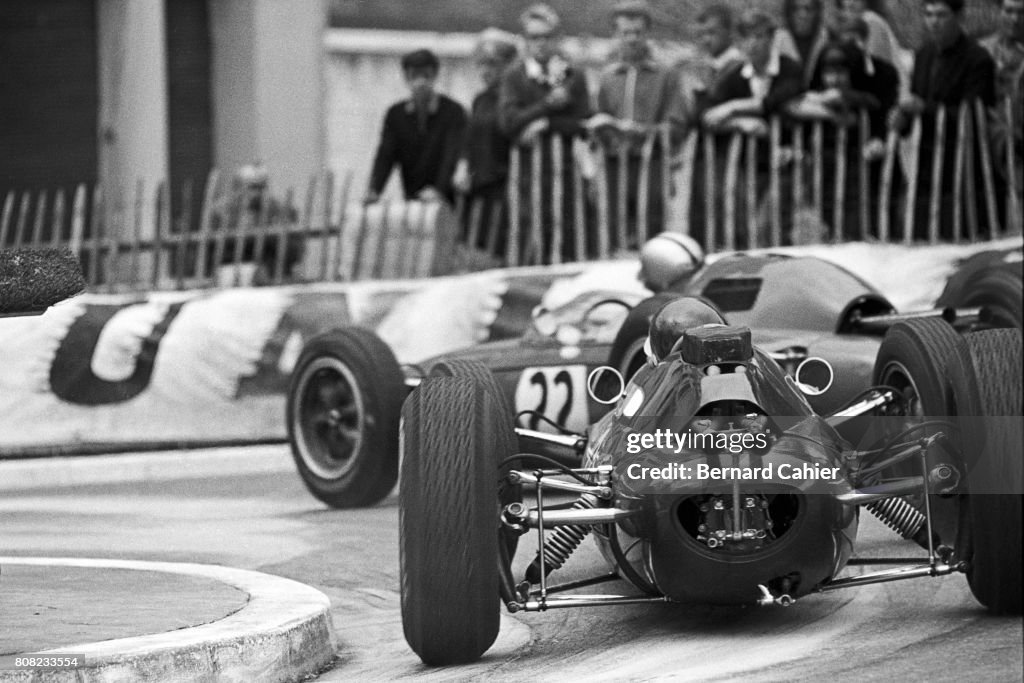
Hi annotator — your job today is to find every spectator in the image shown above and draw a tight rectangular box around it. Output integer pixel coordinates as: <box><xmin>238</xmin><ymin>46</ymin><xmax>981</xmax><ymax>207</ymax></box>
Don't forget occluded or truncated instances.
<box><xmin>889</xmin><ymin>0</ymin><xmax>997</xmax><ymax>239</ymax></box>
<box><xmin>836</xmin><ymin>17</ymin><xmax>902</xmax><ymax>236</ymax></box>
<box><xmin>835</xmin><ymin>16</ymin><xmax>900</xmax><ymax>139</ymax></box>
<box><xmin>800</xmin><ymin>42</ymin><xmax>881</xmax><ymax>127</ymax></box>
<box><xmin>703</xmin><ymin>11</ymin><xmax>805</xmax><ymax>137</ymax></box>
<box><xmin>701</xmin><ymin>10</ymin><xmax>805</xmax><ymax>246</ymax></box>
<box><xmin>677</xmin><ymin>3</ymin><xmax>745</xmax><ymax>249</ymax></box>
<box><xmin>796</xmin><ymin>42</ymin><xmax>890</xmax><ymax>237</ymax></box>
<box><xmin>198</xmin><ymin>163</ymin><xmax>302</xmax><ymax>284</ymax></box>
<box><xmin>981</xmin><ymin>0</ymin><xmax>1024</xmax><ymax>103</ymax></box>
<box><xmin>980</xmin><ymin>0</ymin><xmax>1024</xmax><ymax>200</ymax></box>
<box><xmin>774</xmin><ymin>0</ymin><xmax>833</xmax><ymax>87</ymax></box>
<box><xmin>587</xmin><ymin>0</ymin><xmax>688</xmax><ymax>246</ymax></box>
<box><xmin>499</xmin><ymin>3</ymin><xmax>591</xmax><ymax>262</ymax></box>
<box><xmin>453</xmin><ymin>29</ymin><xmax>519</xmax><ymax>258</ymax></box>
<box><xmin>837</xmin><ymin>0</ymin><xmax>905</xmax><ymax>85</ymax></box>
<box><xmin>365</xmin><ymin>49</ymin><xmax>467</xmax><ymax>205</ymax></box>
<box><xmin>679</xmin><ymin>3</ymin><xmax>746</xmax><ymax>114</ymax></box>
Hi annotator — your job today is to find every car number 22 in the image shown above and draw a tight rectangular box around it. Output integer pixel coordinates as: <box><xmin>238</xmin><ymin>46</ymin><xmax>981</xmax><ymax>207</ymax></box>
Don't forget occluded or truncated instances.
<box><xmin>514</xmin><ymin>365</ymin><xmax>589</xmax><ymax>434</ymax></box>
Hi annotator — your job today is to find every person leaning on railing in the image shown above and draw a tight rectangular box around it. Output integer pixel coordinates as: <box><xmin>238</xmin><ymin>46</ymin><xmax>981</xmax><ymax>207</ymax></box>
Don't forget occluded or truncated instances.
<box><xmin>980</xmin><ymin>0</ymin><xmax>1024</xmax><ymax>201</ymax></box>
<box><xmin>699</xmin><ymin>10</ymin><xmax>805</xmax><ymax>247</ymax></box>
<box><xmin>773</xmin><ymin>0</ymin><xmax>831</xmax><ymax>88</ymax></box>
<box><xmin>498</xmin><ymin>3</ymin><xmax>592</xmax><ymax>263</ymax></box>
<box><xmin>789</xmin><ymin>41</ymin><xmax>890</xmax><ymax>239</ymax></box>
<box><xmin>836</xmin><ymin>0</ymin><xmax>908</xmax><ymax>93</ymax></box>
<box><xmin>887</xmin><ymin>0</ymin><xmax>997</xmax><ymax>240</ymax></box>
<box><xmin>835</xmin><ymin>16</ymin><xmax>900</xmax><ymax>142</ymax></box>
<box><xmin>364</xmin><ymin>49</ymin><xmax>468</xmax><ymax>206</ymax></box>
<box><xmin>678</xmin><ymin>3</ymin><xmax>746</xmax><ymax>116</ymax></box>
<box><xmin>452</xmin><ymin>29</ymin><xmax>520</xmax><ymax>261</ymax></box>
<box><xmin>200</xmin><ymin>163</ymin><xmax>303</xmax><ymax>285</ymax></box>
<box><xmin>585</xmin><ymin>0</ymin><xmax>688</xmax><ymax>250</ymax></box>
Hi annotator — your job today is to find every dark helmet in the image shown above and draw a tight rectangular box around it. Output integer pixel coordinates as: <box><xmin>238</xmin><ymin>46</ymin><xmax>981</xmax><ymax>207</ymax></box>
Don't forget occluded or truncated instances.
<box><xmin>648</xmin><ymin>297</ymin><xmax>726</xmax><ymax>362</ymax></box>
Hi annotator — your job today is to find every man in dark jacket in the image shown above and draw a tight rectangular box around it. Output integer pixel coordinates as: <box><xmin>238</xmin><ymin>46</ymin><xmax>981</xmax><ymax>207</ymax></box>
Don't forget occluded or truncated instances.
<box><xmin>699</xmin><ymin>10</ymin><xmax>805</xmax><ymax>247</ymax></box>
<box><xmin>702</xmin><ymin>11</ymin><xmax>804</xmax><ymax>137</ymax></box>
<box><xmin>499</xmin><ymin>3</ymin><xmax>591</xmax><ymax>263</ymax></box>
<box><xmin>453</xmin><ymin>29</ymin><xmax>519</xmax><ymax>257</ymax></box>
<box><xmin>365</xmin><ymin>49</ymin><xmax>467</xmax><ymax>205</ymax></box>
<box><xmin>888</xmin><ymin>0</ymin><xmax>997</xmax><ymax>239</ymax></box>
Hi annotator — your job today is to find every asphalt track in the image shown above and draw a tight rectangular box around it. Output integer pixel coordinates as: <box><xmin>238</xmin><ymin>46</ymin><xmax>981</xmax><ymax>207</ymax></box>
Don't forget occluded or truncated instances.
<box><xmin>1</xmin><ymin>446</ymin><xmax>1019</xmax><ymax>681</ymax></box>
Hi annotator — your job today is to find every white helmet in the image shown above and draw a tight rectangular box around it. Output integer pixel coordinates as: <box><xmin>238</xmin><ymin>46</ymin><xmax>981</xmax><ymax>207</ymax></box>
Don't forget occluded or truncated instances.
<box><xmin>638</xmin><ymin>232</ymin><xmax>705</xmax><ymax>292</ymax></box>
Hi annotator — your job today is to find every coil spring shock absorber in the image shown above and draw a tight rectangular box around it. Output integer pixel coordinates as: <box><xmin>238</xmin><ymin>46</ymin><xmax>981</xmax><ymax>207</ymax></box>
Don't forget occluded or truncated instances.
<box><xmin>525</xmin><ymin>494</ymin><xmax>598</xmax><ymax>584</ymax></box>
<box><xmin>866</xmin><ymin>497</ymin><xmax>937</xmax><ymax>550</ymax></box>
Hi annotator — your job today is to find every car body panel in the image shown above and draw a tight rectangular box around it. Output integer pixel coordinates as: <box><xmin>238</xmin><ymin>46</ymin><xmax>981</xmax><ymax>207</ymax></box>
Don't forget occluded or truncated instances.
<box><xmin>424</xmin><ymin>255</ymin><xmax>893</xmax><ymax>427</ymax></box>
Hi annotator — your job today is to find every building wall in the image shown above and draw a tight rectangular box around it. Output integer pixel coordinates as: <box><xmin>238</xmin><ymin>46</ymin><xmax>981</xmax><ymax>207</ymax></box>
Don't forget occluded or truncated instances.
<box><xmin>0</xmin><ymin>0</ymin><xmax>98</xmax><ymax>204</ymax></box>
<box><xmin>97</xmin><ymin>0</ymin><xmax>169</xmax><ymax>235</ymax></box>
<box><xmin>166</xmin><ymin>0</ymin><xmax>213</xmax><ymax>224</ymax></box>
<box><xmin>210</xmin><ymin>0</ymin><xmax>327</xmax><ymax>200</ymax></box>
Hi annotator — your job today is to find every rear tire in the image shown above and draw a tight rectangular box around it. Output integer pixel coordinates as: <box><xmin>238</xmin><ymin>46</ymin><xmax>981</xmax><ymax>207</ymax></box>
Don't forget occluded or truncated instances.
<box><xmin>949</xmin><ymin>329</ymin><xmax>1022</xmax><ymax>615</ymax></box>
<box><xmin>286</xmin><ymin>328</ymin><xmax>404</xmax><ymax>508</ymax></box>
<box><xmin>400</xmin><ymin>378</ymin><xmax>512</xmax><ymax>665</ymax></box>
<box><xmin>949</xmin><ymin>268</ymin><xmax>1023</xmax><ymax>330</ymax></box>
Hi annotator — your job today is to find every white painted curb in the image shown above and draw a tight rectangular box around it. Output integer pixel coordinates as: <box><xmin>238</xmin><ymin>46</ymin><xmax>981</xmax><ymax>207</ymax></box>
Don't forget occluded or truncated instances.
<box><xmin>0</xmin><ymin>557</ymin><xmax>336</xmax><ymax>683</ymax></box>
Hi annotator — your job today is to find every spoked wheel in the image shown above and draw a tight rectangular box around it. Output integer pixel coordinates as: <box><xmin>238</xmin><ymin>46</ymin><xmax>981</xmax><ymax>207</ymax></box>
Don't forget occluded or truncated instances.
<box><xmin>400</xmin><ymin>377</ymin><xmax>514</xmax><ymax>665</ymax></box>
<box><xmin>287</xmin><ymin>328</ymin><xmax>404</xmax><ymax>508</ymax></box>
<box><xmin>949</xmin><ymin>329</ymin><xmax>1022</xmax><ymax>615</ymax></box>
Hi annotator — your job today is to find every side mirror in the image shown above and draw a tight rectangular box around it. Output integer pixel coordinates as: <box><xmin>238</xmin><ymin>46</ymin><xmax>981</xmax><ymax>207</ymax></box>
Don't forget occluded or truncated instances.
<box><xmin>794</xmin><ymin>357</ymin><xmax>834</xmax><ymax>396</ymax></box>
<box><xmin>587</xmin><ymin>366</ymin><xmax>625</xmax><ymax>405</ymax></box>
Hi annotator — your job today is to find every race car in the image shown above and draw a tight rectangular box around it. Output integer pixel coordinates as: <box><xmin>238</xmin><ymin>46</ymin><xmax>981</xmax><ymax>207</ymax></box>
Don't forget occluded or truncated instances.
<box><xmin>398</xmin><ymin>307</ymin><xmax>1022</xmax><ymax>665</ymax></box>
<box><xmin>285</xmin><ymin>236</ymin><xmax>1021</xmax><ymax>509</ymax></box>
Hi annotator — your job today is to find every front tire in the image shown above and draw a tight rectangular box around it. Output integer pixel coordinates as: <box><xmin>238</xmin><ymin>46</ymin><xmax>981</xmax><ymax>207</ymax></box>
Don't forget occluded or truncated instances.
<box><xmin>400</xmin><ymin>377</ymin><xmax>512</xmax><ymax>665</ymax></box>
<box><xmin>950</xmin><ymin>329</ymin><xmax>1022</xmax><ymax>615</ymax></box>
<box><xmin>286</xmin><ymin>328</ymin><xmax>404</xmax><ymax>508</ymax></box>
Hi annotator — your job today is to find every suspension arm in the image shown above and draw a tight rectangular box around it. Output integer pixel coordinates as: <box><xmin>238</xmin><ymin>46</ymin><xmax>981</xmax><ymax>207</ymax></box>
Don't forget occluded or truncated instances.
<box><xmin>819</xmin><ymin>560</ymin><xmax>964</xmax><ymax>592</ymax></box>
<box><xmin>503</xmin><ymin>501</ymin><xmax>637</xmax><ymax>528</ymax></box>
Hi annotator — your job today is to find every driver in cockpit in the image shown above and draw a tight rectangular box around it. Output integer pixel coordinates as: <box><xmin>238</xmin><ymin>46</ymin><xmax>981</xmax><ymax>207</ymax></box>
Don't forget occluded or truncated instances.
<box><xmin>637</xmin><ymin>231</ymin><xmax>706</xmax><ymax>293</ymax></box>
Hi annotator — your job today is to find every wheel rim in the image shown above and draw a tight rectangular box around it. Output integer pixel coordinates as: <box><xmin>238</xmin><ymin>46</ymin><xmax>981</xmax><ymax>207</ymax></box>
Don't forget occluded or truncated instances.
<box><xmin>880</xmin><ymin>360</ymin><xmax>926</xmax><ymax>417</ymax></box>
<box><xmin>293</xmin><ymin>357</ymin><xmax>365</xmax><ymax>479</ymax></box>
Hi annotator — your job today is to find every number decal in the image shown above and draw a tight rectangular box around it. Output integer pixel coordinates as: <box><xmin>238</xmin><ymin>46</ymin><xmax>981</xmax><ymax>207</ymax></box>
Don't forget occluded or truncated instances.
<box><xmin>553</xmin><ymin>369</ymin><xmax>573</xmax><ymax>426</ymax></box>
<box><xmin>527</xmin><ymin>371</ymin><xmax>546</xmax><ymax>430</ymax></box>
<box><xmin>514</xmin><ymin>365</ymin><xmax>588</xmax><ymax>433</ymax></box>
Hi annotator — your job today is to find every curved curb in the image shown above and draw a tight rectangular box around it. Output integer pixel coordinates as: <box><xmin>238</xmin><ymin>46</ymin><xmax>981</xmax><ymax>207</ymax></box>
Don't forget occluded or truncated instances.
<box><xmin>0</xmin><ymin>557</ymin><xmax>336</xmax><ymax>683</ymax></box>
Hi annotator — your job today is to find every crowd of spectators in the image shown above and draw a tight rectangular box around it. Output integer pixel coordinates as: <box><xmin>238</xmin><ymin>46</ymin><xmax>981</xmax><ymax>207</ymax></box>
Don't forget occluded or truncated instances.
<box><xmin>364</xmin><ymin>0</ymin><xmax>1023</xmax><ymax>260</ymax></box>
